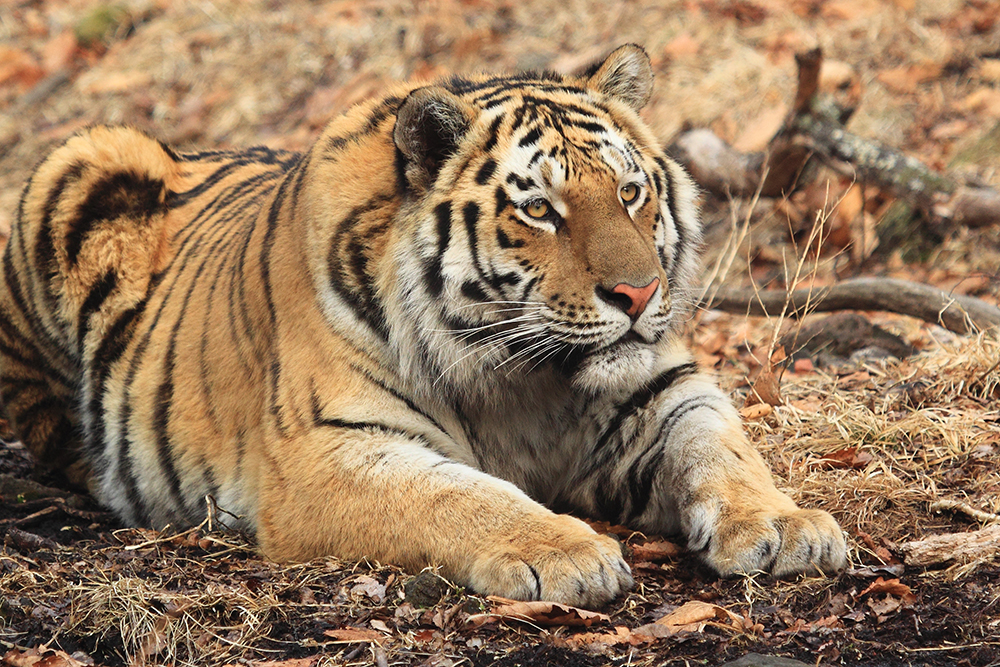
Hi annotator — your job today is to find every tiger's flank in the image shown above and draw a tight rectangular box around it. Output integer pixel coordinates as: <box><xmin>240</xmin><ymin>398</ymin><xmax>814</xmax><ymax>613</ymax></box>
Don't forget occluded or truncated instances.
<box><xmin>0</xmin><ymin>45</ymin><xmax>845</xmax><ymax>608</ymax></box>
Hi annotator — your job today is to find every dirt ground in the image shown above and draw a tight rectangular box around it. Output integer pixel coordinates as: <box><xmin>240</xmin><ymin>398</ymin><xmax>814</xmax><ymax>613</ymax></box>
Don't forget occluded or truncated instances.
<box><xmin>1</xmin><ymin>1</ymin><xmax>1000</xmax><ymax>666</ymax></box>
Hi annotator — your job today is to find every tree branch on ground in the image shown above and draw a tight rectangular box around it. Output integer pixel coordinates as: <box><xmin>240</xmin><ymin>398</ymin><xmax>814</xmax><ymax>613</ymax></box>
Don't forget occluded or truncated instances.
<box><xmin>700</xmin><ymin>277</ymin><xmax>1000</xmax><ymax>335</ymax></box>
<box><xmin>670</xmin><ymin>48</ymin><xmax>1000</xmax><ymax>228</ymax></box>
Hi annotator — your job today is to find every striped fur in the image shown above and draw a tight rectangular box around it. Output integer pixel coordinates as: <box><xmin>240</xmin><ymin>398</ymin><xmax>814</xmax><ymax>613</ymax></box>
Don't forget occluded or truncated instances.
<box><xmin>0</xmin><ymin>46</ymin><xmax>844</xmax><ymax>607</ymax></box>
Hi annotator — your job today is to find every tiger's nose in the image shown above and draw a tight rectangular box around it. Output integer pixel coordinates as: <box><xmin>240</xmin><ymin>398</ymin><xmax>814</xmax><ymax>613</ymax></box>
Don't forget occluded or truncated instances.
<box><xmin>597</xmin><ymin>277</ymin><xmax>660</xmax><ymax>321</ymax></box>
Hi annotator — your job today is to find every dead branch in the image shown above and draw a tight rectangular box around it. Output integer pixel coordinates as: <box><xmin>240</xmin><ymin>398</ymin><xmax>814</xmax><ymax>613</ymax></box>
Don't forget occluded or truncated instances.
<box><xmin>930</xmin><ymin>499</ymin><xmax>1000</xmax><ymax>525</ymax></box>
<box><xmin>701</xmin><ymin>277</ymin><xmax>1000</xmax><ymax>335</ymax></box>
<box><xmin>899</xmin><ymin>524</ymin><xmax>1000</xmax><ymax>567</ymax></box>
<box><xmin>670</xmin><ymin>48</ymin><xmax>1000</xmax><ymax>227</ymax></box>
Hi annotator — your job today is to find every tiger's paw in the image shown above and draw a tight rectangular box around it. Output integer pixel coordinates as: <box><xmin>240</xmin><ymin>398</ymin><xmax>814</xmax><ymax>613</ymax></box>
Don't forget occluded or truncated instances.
<box><xmin>697</xmin><ymin>504</ymin><xmax>847</xmax><ymax>578</ymax></box>
<box><xmin>466</xmin><ymin>514</ymin><xmax>633</xmax><ymax>608</ymax></box>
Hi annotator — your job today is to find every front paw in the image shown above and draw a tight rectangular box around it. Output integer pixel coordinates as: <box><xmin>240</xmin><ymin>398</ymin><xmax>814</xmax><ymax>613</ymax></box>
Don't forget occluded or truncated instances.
<box><xmin>698</xmin><ymin>504</ymin><xmax>847</xmax><ymax>577</ymax></box>
<box><xmin>467</xmin><ymin>514</ymin><xmax>633</xmax><ymax>608</ymax></box>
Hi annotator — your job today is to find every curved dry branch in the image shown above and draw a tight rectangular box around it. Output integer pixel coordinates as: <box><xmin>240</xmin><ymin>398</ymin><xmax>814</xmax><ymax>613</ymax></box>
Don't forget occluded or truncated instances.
<box><xmin>701</xmin><ymin>277</ymin><xmax>1000</xmax><ymax>335</ymax></box>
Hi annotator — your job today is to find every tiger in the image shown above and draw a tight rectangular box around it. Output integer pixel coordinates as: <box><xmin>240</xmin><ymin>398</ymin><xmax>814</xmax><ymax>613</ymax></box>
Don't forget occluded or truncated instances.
<box><xmin>0</xmin><ymin>45</ymin><xmax>846</xmax><ymax>607</ymax></box>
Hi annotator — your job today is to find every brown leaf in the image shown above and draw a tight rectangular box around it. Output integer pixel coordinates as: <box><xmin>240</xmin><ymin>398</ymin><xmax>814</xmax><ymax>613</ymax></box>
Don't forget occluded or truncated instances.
<box><xmin>739</xmin><ymin>403</ymin><xmax>773</xmax><ymax>421</ymax></box>
<box><xmin>745</xmin><ymin>366</ymin><xmax>783</xmax><ymax>407</ymax></box>
<box><xmin>633</xmin><ymin>600</ymin><xmax>746</xmax><ymax>638</ymax></box>
<box><xmin>877</xmin><ymin>62</ymin><xmax>943</xmax><ymax>94</ymax></box>
<box><xmin>630</xmin><ymin>540</ymin><xmax>682</xmax><ymax>562</ymax></box>
<box><xmin>565</xmin><ymin>625</ymin><xmax>655</xmax><ymax>647</ymax></box>
<box><xmin>2</xmin><ymin>648</ymin><xmax>89</xmax><ymax>667</ymax></box>
<box><xmin>859</xmin><ymin>577</ymin><xmax>916</xmax><ymax>605</ymax></box>
<box><xmin>0</xmin><ymin>47</ymin><xmax>44</xmax><ymax>90</ymax></box>
<box><xmin>867</xmin><ymin>595</ymin><xmax>901</xmax><ymax>617</ymax></box>
<box><xmin>812</xmin><ymin>446</ymin><xmax>873</xmax><ymax>470</ymax></box>
<box><xmin>466</xmin><ymin>599</ymin><xmax>610</xmax><ymax>628</ymax></box>
<box><xmin>581</xmin><ymin>519</ymin><xmax>634</xmax><ymax>538</ymax></box>
<box><xmin>323</xmin><ymin>627</ymin><xmax>387</xmax><ymax>644</ymax></box>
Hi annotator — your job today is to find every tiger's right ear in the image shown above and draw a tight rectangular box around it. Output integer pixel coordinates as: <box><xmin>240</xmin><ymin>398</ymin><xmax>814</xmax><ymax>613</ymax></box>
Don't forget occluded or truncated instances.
<box><xmin>394</xmin><ymin>87</ymin><xmax>474</xmax><ymax>193</ymax></box>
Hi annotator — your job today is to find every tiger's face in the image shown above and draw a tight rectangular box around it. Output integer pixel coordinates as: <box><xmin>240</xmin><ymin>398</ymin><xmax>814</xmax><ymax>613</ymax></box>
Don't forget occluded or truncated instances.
<box><xmin>394</xmin><ymin>46</ymin><xmax>701</xmax><ymax>394</ymax></box>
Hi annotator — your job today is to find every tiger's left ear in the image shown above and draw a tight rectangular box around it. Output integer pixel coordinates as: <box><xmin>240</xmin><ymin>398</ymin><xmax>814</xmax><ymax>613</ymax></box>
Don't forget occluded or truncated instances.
<box><xmin>584</xmin><ymin>44</ymin><xmax>654</xmax><ymax>111</ymax></box>
<box><xmin>394</xmin><ymin>87</ymin><xmax>475</xmax><ymax>193</ymax></box>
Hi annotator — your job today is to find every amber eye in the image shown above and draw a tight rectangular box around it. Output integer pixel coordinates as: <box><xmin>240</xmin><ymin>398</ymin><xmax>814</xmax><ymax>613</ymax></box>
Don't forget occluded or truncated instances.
<box><xmin>620</xmin><ymin>184</ymin><xmax>640</xmax><ymax>204</ymax></box>
<box><xmin>524</xmin><ymin>200</ymin><xmax>553</xmax><ymax>219</ymax></box>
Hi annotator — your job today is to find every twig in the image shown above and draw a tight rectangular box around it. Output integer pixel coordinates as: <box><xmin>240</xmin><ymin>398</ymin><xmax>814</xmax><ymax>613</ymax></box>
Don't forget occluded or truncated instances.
<box><xmin>930</xmin><ymin>499</ymin><xmax>1000</xmax><ymax>525</ymax></box>
<box><xmin>702</xmin><ymin>277</ymin><xmax>1000</xmax><ymax>334</ymax></box>
<box><xmin>0</xmin><ymin>505</ymin><xmax>59</xmax><ymax>528</ymax></box>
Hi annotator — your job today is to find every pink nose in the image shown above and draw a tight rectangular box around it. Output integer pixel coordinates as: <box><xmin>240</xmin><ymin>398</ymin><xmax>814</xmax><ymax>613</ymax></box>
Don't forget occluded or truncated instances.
<box><xmin>609</xmin><ymin>277</ymin><xmax>660</xmax><ymax>320</ymax></box>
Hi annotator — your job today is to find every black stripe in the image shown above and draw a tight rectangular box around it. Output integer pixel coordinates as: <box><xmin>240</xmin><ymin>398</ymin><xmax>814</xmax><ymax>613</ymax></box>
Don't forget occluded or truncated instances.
<box><xmin>36</xmin><ymin>161</ymin><xmax>87</xmax><ymax>315</ymax></box>
<box><xmin>496</xmin><ymin>227</ymin><xmax>524</xmax><ymax>249</ymax></box>
<box><xmin>494</xmin><ymin>186</ymin><xmax>509</xmax><ymax>217</ymax></box>
<box><xmin>345</xmin><ymin>362</ymin><xmax>453</xmax><ymax>443</ymax></box>
<box><xmin>326</xmin><ymin>194</ymin><xmax>395</xmax><ymax>339</ymax></box>
<box><xmin>424</xmin><ymin>201</ymin><xmax>451</xmax><ymax>298</ymax></box>
<box><xmin>67</xmin><ymin>171</ymin><xmax>166</xmax><ymax>266</ymax></box>
<box><xmin>518</xmin><ymin>127</ymin><xmax>542</xmax><ymax>148</ymax></box>
<box><xmin>0</xmin><ymin>375</ymin><xmax>47</xmax><ymax>406</ymax></box>
<box><xmin>482</xmin><ymin>115</ymin><xmax>505</xmax><ymax>154</ymax></box>
<box><xmin>505</xmin><ymin>173</ymin><xmax>535</xmax><ymax>191</ymax></box>
<box><xmin>76</xmin><ymin>270</ymin><xmax>118</xmax><ymax>351</ymax></box>
<box><xmin>325</xmin><ymin>96</ymin><xmax>403</xmax><ymax>157</ymax></box>
<box><xmin>475</xmin><ymin>158</ymin><xmax>497</xmax><ymax>185</ymax></box>
<box><xmin>461</xmin><ymin>280</ymin><xmax>489</xmax><ymax>302</ymax></box>
<box><xmin>578</xmin><ymin>363</ymin><xmax>699</xmax><ymax>480</ymax></box>
<box><xmin>625</xmin><ymin>399</ymin><xmax>720</xmax><ymax>522</ymax></box>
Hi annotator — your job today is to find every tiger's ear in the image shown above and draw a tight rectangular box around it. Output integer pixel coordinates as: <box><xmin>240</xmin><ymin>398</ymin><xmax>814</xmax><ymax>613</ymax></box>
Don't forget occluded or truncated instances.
<box><xmin>394</xmin><ymin>87</ymin><xmax>475</xmax><ymax>193</ymax></box>
<box><xmin>584</xmin><ymin>44</ymin><xmax>654</xmax><ymax>111</ymax></box>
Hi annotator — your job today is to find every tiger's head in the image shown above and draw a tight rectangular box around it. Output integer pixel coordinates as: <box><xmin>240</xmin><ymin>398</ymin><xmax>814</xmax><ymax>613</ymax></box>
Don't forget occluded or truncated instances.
<box><xmin>390</xmin><ymin>45</ymin><xmax>702</xmax><ymax>395</ymax></box>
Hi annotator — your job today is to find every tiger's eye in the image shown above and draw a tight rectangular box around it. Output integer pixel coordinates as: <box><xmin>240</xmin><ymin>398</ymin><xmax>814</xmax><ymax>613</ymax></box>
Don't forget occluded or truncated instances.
<box><xmin>524</xmin><ymin>200</ymin><xmax>552</xmax><ymax>219</ymax></box>
<box><xmin>620</xmin><ymin>184</ymin><xmax>640</xmax><ymax>203</ymax></box>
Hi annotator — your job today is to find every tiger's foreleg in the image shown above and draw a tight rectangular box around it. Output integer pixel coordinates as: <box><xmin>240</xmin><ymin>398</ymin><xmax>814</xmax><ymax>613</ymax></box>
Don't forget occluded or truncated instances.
<box><xmin>570</xmin><ymin>367</ymin><xmax>847</xmax><ymax>577</ymax></box>
<box><xmin>255</xmin><ymin>427</ymin><xmax>633</xmax><ymax>607</ymax></box>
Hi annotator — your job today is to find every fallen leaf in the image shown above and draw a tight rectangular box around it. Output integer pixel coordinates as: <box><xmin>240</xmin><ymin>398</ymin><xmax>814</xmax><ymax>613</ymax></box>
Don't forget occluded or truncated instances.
<box><xmin>792</xmin><ymin>358</ymin><xmax>815</xmax><ymax>374</ymax></box>
<box><xmin>323</xmin><ymin>627</ymin><xmax>387</xmax><ymax>644</ymax></box>
<box><xmin>745</xmin><ymin>366</ymin><xmax>783</xmax><ymax>407</ymax></box>
<box><xmin>42</xmin><ymin>30</ymin><xmax>79</xmax><ymax>73</ymax></box>
<box><xmin>80</xmin><ymin>70</ymin><xmax>153</xmax><ymax>95</ymax></box>
<box><xmin>745</xmin><ymin>347</ymin><xmax>786</xmax><ymax>407</ymax></box>
<box><xmin>633</xmin><ymin>600</ymin><xmax>747</xmax><ymax>638</ymax></box>
<box><xmin>630</xmin><ymin>540</ymin><xmax>682</xmax><ymax>562</ymax></box>
<box><xmin>581</xmin><ymin>519</ymin><xmax>634</xmax><ymax>538</ymax></box>
<box><xmin>811</xmin><ymin>446</ymin><xmax>873</xmax><ymax>470</ymax></box>
<box><xmin>2</xmin><ymin>648</ymin><xmax>90</xmax><ymax>667</ymax></box>
<box><xmin>564</xmin><ymin>625</ymin><xmax>655</xmax><ymax>647</ymax></box>
<box><xmin>859</xmin><ymin>577</ymin><xmax>916</xmax><ymax>605</ymax></box>
<box><xmin>867</xmin><ymin>595</ymin><xmax>901</xmax><ymax>617</ymax></box>
<box><xmin>349</xmin><ymin>575</ymin><xmax>386</xmax><ymax>602</ymax></box>
<box><xmin>466</xmin><ymin>599</ymin><xmax>609</xmax><ymax>628</ymax></box>
<box><xmin>0</xmin><ymin>47</ymin><xmax>44</xmax><ymax>90</ymax></box>
<box><xmin>877</xmin><ymin>61</ymin><xmax>943</xmax><ymax>93</ymax></box>
<box><xmin>739</xmin><ymin>403</ymin><xmax>773</xmax><ymax>420</ymax></box>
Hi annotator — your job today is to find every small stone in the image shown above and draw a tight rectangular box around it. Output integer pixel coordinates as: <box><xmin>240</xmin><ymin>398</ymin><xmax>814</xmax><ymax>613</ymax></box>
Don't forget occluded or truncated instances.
<box><xmin>403</xmin><ymin>570</ymin><xmax>451</xmax><ymax>608</ymax></box>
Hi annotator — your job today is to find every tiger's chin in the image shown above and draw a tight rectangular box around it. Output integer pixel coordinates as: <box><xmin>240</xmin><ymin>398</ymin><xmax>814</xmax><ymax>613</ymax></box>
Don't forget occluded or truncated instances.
<box><xmin>570</xmin><ymin>340</ymin><xmax>658</xmax><ymax>395</ymax></box>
